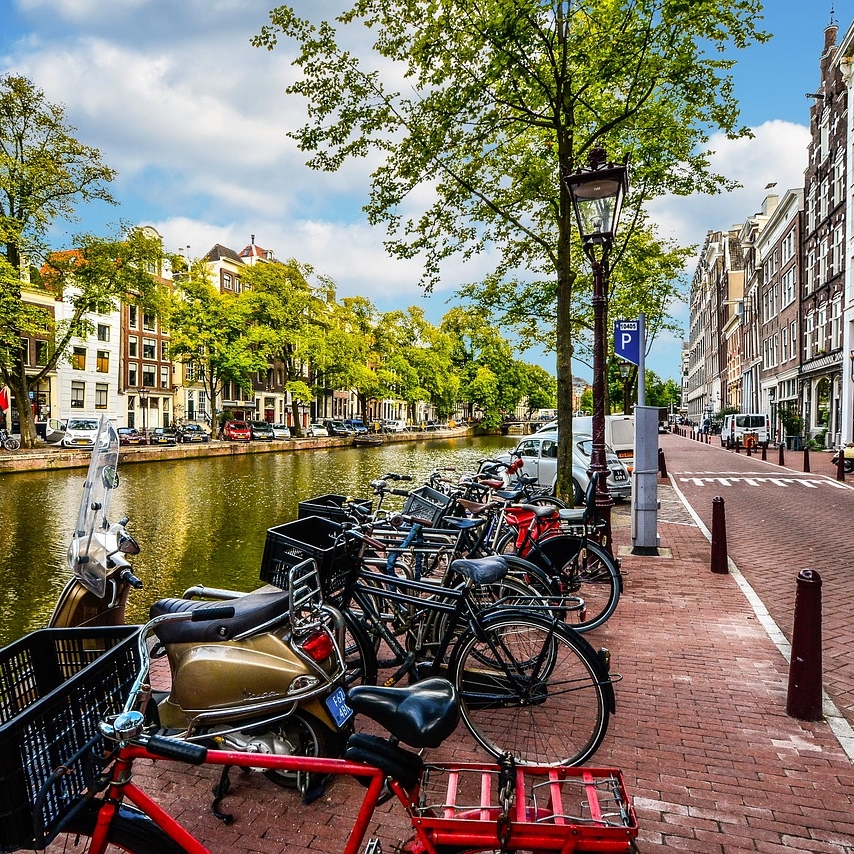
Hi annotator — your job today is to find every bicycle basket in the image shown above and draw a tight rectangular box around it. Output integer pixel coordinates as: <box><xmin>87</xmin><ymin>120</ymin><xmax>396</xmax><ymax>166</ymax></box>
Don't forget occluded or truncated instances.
<box><xmin>402</xmin><ymin>486</ymin><xmax>453</xmax><ymax>527</ymax></box>
<box><xmin>0</xmin><ymin>626</ymin><xmax>140</xmax><ymax>852</ymax></box>
<box><xmin>260</xmin><ymin>515</ymin><xmax>358</xmax><ymax>604</ymax></box>
<box><xmin>297</xmin><ymin>494</ymin><xmax>373</xmax><ymax>523</ymax></box>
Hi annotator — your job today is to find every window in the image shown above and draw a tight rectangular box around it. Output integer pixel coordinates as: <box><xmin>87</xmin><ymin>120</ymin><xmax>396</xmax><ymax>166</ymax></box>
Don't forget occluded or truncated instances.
<box><xmin>142</xmin><ymin>339</ymin><xmax>156</xmax><ymax>359</ymax></box>
<box><xmin>161</xmin><ymin>340</ymin><xmax>169</xmax><ymax>361</ymax></box>
<box><xmin>71</xmin><ymin>381</ymin><xmax>85</xmax><ymax>409</ymax></box>
<box><xmin>95</xmin><ymin>383</ymin><xmax>108</xmax><ymax>410</ymax></box>
<box><xmin>143</xmin><ymin>312</ymin><xmax>156</xmax><ymax>332</ymax></box>
<box><xmin>223</xmin><ymin>272</ymin><xmax>233</xmax><ymax>290</ymax></box>
<box><xmin>96</xmin><ymin>350</ymin><xmax>110</xmax><ymax>373</ymax></box>
<box><xmin>72</xmin><ymin>346</ymin><xmax>86</xmax><ymax>370</ymax></box>
<box><xmin>128</xmin><ymin>364</ymin><xmax>138</xmax><ymax>387</ymax></box>
<box><xmin>128</xmin><ymin>336</ymin><xmax>138</xmax><ymax>357</ymax></box>
<box><xmin>35</xmin><ymin>340</ymin><xmax>49</xmax><ymax>366</ymax></box>
<box><xmin>97</xmin><ymin>324</ymin><xmax>110</xmax><ymax>342</ymax></box>
<box><xmin>142</xmin><ymin>366</ymin><xmax>156</xmax><ymax>387</ymax></box>
<box><xmin>781</xmin><ymin>267</ymin><xmax>796</xmax><ymax>307</ymax></box>
<box><xmin>185</xmin><ymin>363</ymin><xmax>196</xmax><ymax>383</ymax></box>
<box><xmin>19</xmin><ymin>338</ymin><xmax>30</xmax><ymax>366</ymax></box>
<box><xmin>160</xmin><ymin>366</ymin><xmax>170</xmax><ymax>389</ymax></box>
<box><xmin>128</xmin><ymin>305</ymin><xmax>138</xmax><ymax>329</ymax></box>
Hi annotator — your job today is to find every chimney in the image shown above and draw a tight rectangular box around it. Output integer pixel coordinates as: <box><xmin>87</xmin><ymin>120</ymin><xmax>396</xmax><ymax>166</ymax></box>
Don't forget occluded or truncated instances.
<box><xmin>251</xmin><ymin>234</ymin><xmax>255</xmax><ymax>245</ymax></box>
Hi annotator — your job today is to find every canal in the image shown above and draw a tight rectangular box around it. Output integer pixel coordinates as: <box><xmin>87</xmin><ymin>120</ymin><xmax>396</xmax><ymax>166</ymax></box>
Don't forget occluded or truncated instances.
<box><xmin>0</xmin><ymin>435</ymin><xmax>517</xmax><ymax>645</ymax></box>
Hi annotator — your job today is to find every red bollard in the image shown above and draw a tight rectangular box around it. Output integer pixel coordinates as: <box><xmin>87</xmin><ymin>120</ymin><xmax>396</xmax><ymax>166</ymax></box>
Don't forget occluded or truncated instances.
<box><xmin>658</xmin><ymin>448</ymin><xmax>668</xmax><ymax>479</ymax></box>
<box><xmin>803</xmin><ymin>446</ymin><xmax>810</xmax><ymax>473</ymax></box>
<box><xmin>786</xmin><ymin>569</ymin><xmax>823</xmax><ymax>721</ymax></box>
<box><xmin>710</xmin><ymin>496</ymin><xmax>728</xmax><ymax>574</ymax></box>
<box><xmin>778</xmin><ymin>443</ymin><xmax>785</xmax><ymax>466</ymax></box>
<box><xmin>836</xmin><ymin>449</ymin><xmax>846</xmax><ymax>482</ymax></box>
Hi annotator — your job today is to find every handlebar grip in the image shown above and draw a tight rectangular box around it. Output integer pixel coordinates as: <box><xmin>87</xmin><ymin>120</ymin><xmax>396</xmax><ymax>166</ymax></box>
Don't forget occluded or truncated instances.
<box><xmin>389</xmin><ymin>488</ymin><xmax>411</xmax><ymax>497</ymax></box>
<box><xmin>192</xmin><ymin>605</ymin><xmax>235</xmax><ymax>621</ymax></box>
<box><xmin>145</xmin><ymin>734</ymin><xmax>208</xmax><ymax>765</ymax></box>
<box><xmin>399</xmin><ymin>474</ymin><xmax>413</xmax><ymax>481</ymax></box>
<box><xmin>120</xmin><ymin>569</ymin><xmax>144</xmax><ymax>590</ymax></box>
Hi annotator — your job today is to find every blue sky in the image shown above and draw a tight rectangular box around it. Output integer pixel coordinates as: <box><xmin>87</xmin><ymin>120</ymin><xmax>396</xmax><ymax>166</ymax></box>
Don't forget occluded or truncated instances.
<box><xmin>0</xmin><ymin>1</ymin><xmax>840</xmax><ymax>382</ymax></box>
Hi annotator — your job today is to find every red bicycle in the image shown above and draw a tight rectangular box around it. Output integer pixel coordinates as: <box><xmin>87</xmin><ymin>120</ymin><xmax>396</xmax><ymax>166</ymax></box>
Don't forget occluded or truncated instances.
<box><xmin>2</xmin><ymin>611</ymin><xmax>638</xmax><ymax>854</ymax></box>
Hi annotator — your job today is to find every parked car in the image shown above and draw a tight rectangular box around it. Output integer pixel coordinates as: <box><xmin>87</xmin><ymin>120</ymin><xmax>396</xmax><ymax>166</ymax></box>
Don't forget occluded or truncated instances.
<box><xmin>497</xmin><ymin>430</ymin><xmax>631</xmax><ymax>504</ymax></box>
<box><xmin>249</xmin><ymin>420</ymin><xmax>275</xmax><ymax>441</ymax></box>
<box><xmin>61</xmin><ymin>418</ymin><xmax>101</xmax><ymax>449</ymax></box>
<box><xmin>117</xmin><ymin>427</ymin><xmax>146</xmax><ymax>446</ymax></box>
<box><xmin>323</xmin><ymin>419</ymin><xmax>351</xmax><ymax>437</ymax></box>
<box><xmin>344</xmin><ymin>419</ymin><xmax>368</xmax><ymax>434</ymax></box>
<box><xmin>306</xmin><ymin>422</ymin><xmax>328</xmax><ymax>437</ymax></box>
<box><xmin>148</xmin><ymin>426</ymin><xmax>178</xmax><ymax>446</ymax></box>
<box><xmin>222</xmin><ymin>420</ymin><xmax>252</xmax><ymax>442</ymax></box>
<box><xmin>270</xmin><ymin>423</ymin><xmax>291</xmax><ymax>439</ymax></box>
<box><xmin>176</xmin><ymin>423</ymin><xmax>210</xmax><ymax>443</ymax></box>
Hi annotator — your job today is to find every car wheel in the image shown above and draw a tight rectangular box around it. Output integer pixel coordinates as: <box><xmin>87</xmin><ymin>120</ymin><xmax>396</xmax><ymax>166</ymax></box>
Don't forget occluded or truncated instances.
<box><xmin>572</xmin><ymin>479</ymin><xmax>584</xmax><ymax>505</ymax></box>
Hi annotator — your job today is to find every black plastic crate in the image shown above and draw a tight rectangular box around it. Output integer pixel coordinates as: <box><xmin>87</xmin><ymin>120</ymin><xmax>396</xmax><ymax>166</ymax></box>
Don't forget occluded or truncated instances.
<box><xmin>260</xmin><ymin>515</ymin><xmax>357</xmax><ymax>602</ymax></box>
<box><xmin>403</xmin><ymin>485</ymin><xmax>454</xmax><ymax>527</ymax></box>
<box><xmin>297</xmin><ymin>493</ymin><xmax>373</xmax><ymax>523</ymax></box>
<box><xmin>0</xmin><ymin>626</ymin><xmax>140</xmax><ymax>851</ymax></box>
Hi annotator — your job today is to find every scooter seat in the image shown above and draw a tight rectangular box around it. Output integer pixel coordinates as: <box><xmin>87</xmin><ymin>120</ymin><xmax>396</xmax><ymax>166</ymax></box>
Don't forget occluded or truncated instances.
<box><xmin>149</xmin><ymin>590</ymin><xmax>290</xmax><ymax>644</ymax></box>
<box><xmin>346</xmin><ymin>678</ymin><xmax>460</xmax><ymax>748</ymax></box>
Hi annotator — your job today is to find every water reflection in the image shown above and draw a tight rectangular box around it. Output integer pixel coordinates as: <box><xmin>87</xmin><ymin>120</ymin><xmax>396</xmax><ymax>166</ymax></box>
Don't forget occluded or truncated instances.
<box><xmin>0</xmin><ymin>436</ymin><xmax>517</xmax><ymax>644</ymax></box>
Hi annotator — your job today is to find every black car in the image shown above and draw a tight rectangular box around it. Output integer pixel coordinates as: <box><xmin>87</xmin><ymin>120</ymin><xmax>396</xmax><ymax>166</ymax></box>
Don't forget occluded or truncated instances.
<box><xmin>323</xmin><ymin>419</ymin><xmax>350</xmax><ymax>437</ymax></box>
<box><xmin>176</xmin><ymin>423</ymin><xmax>210</xmax><ymax>443</ymax></box>
<box><xmin>249</xmin><ymin>420</ymin><xmax>275</xmax><ymax>441</ymax></box>
<box><xmin>148</xmin><ymin>427</ymin><xmax>177</xmax><ymax>446</ymax></box>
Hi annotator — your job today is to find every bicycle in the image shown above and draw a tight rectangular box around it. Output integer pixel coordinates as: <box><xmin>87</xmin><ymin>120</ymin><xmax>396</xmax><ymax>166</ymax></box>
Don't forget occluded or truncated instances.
<box><xmin>0</xmin><ymin>612</ymin><xmax>639</xmax><ymax>854</ymax></box>
<box><xmin>0</xmin><ymin>426</ymin><xmax>20</xmax><ymax>451</ymax></box>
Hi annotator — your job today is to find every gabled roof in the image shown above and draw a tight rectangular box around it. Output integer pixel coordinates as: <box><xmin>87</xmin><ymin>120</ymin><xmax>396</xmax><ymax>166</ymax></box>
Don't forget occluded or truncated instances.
<box><xmin>204</xmin><ymin>244</ymin><xmax>244</xmax><ymax>264</ymax></box>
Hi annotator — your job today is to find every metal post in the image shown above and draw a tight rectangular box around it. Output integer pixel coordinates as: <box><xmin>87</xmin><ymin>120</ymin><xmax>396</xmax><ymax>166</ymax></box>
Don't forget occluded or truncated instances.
<box><xmin>836</xmin><ymin>448</ymin><xmax>846</xmax><ymax>482</ymax></box>
<box><xmin>710</xmin><ymin>496</ymin><xmax>728</xmax><ymax>574</ymax></box>
<box><xmin>786</xmin><ymin>569</ymin><xmax>823</xmax><ymax>721</ymax></box>
<box><xmin>778</xmin><ymin>442</ymin><xmax>785</xmax><ymax>466</ymax></box>
<box><xmin>803</xmin><ymin>446</ymin><xmax>810</xmax><ymax>473</ymax></box>
<box><xmin>589</xmin><ymin>259</ymin><xmax>613</xmax><ymax>555</ymax></box>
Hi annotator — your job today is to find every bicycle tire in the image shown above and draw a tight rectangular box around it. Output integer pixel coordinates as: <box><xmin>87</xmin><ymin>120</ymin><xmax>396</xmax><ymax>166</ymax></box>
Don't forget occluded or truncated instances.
<box><xmin>448</xmin><ymin>611</ymin><xmax>609</xmax><ymax>766</ymax></box>
<box><xmin>525</xmin><ymin>535</ymin><xmax>621</xmax><ymax>632</ymax></box>
<box><xmin>3</xmin><ymin>437</ymin><xmax>20</xmax><ymax>451</ymax></box>
<box><xmin>45</xmin><ymin>804</ymin><xmax>185</xmax><ymax>854</ymax></box>
<box><xmin>342</xmin><ymin>608</ymin><xmax>379</xmax><ymax>686</ymax></box>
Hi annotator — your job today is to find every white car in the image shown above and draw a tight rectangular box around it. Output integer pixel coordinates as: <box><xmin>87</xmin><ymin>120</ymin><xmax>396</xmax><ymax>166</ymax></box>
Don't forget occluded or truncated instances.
<box><xmin>383</xmin><ymin>419</ymin><xmax>408</xmax><ymax>433</ymax></box>
<box><xmin>61</xmin><ymin>417</ymin><xmax>102</xmax><ymax>449</ymax></box>
<box><xmin>306</xmin><ymin>423</ymin><xmax>328</xmax><ymax>437</ymax></box>
<box><xmin>270</xmin><ymin>423</ymin><xmax>291</xmax><ymax>439</ymax></box>
<box><xmin>498</xmin><ymin>430</ymin><xmax>631</xmax><ymax>504</ymax></box>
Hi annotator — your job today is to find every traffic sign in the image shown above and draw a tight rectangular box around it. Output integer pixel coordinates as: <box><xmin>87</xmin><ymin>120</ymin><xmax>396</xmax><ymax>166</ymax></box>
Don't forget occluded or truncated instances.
<box><xmin>614</xmin><ymin>319</ymin><xmax>640</xmax><ymax>365</ymax></box>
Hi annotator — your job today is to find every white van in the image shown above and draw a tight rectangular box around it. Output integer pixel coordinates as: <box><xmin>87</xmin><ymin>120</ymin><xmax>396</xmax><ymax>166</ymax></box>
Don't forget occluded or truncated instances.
<box><xmin>720</xmin><ymin>413</ymin><xmax>769</xmax><ymax>447</ymax></box>
<box><xmin>571</xmin><ymin>415</ymin><xmax>635</xmax><ymax>472</ymax></box>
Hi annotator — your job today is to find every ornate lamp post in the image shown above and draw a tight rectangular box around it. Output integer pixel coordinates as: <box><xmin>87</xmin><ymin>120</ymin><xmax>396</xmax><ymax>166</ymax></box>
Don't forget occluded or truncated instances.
<box><xmin>139</xmin><ymin>386</ymin><xmax>149</xmax><ymax>440</ymax></box>
<box><xmin>565</xmin><ymin>147</ymin><xmax>628</xmax><ymax>552</ymax></box>
<box><xmin>618</xmin><ymin>361</ymin><xmax>632</xmax><ymax>414</ymax></box>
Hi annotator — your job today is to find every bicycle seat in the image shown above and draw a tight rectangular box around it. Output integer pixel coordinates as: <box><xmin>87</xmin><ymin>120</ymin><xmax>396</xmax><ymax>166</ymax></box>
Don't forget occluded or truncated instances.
<box><xmin>558</xmin><ymin>507</ymin><xmax>587</xmax><ymax>525</ymax></box>
<box><xmin>149</xmin><ymin>591</ymin><xmax>289</xmax><ymax>644</ymax></box>
<box><xmin>346</xmin><ymin>678</ymin><xmax>460</xmax><ymax>748</ymax></box>
<box><xmin>442</xmin><ymin>516</ymin><xmax>485</xmax><ymax>531</ymax></box>
<box><xmin>450</xmin><ymin>555</ymin><xmax>507</xmax><ymax>584</ymax></box>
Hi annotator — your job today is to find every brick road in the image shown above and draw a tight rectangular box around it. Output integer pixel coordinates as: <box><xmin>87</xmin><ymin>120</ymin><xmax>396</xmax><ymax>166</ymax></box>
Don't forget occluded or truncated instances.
<box><xmin>124</xmin><ymin>445</ymin><xmax>854</xmax><ymax>852</ymax></box>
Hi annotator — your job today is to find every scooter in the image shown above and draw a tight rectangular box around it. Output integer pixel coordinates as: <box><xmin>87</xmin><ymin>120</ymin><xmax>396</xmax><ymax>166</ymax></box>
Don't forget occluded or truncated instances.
<box><xmin>50</xmin><ymin>417</ymin><xmax>356</xmax><ymax>793</ymax></box>
<box><xmin>831</xmin><ymin>443</ymin><xmax>854</xmax><ymax>473</ymax></box>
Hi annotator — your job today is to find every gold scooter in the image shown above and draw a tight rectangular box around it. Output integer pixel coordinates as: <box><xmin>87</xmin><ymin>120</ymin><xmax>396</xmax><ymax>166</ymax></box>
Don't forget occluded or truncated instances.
<box><xmin>50</xmin><ymin>417</ymin><xmax>360</xmax><ymax>793</ymax></box>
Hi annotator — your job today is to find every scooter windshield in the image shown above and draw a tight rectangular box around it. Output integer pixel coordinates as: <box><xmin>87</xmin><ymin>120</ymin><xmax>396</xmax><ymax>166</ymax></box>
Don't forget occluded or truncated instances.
<box><xmin>66</xmin><ymin>416</ymin><xmax>120</xmax><ymax>597</ymax></box>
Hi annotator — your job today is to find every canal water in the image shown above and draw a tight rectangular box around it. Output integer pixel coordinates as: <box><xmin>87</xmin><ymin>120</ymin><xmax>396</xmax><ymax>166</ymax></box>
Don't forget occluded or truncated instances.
<box><xmin>0</xmin><ymin>435</ymin><xmax>517</xmax><ymax>645</ymax></box>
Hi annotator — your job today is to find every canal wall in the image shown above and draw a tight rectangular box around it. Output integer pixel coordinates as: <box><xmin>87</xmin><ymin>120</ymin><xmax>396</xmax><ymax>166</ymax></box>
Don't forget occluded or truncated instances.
<box><xmin>0</xmin><ymin>428</ymin><xmax>477</xmax><ymax>475</ymax></box>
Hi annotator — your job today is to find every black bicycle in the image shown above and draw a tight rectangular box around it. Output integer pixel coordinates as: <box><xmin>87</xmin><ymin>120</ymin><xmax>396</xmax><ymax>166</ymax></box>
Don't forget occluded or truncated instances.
<box><xmin>0</xmin><ymin>427</ymin><xmax>20</xmax><ymax>451</ymax></box>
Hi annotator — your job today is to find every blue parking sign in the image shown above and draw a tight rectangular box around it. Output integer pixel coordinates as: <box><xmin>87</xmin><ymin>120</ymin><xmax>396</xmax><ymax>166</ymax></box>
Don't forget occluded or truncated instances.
<box><xmin>614</xmin><ymin>320</ymin><xmax>640</xmax><ymax>365</ymax></box>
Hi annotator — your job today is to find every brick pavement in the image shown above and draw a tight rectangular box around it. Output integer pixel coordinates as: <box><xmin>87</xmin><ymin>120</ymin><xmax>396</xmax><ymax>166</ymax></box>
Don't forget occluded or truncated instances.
<box><xmin>127</xmin><ymin>456</ymin><xmax>854</xmax><ymax>853</ymax></box>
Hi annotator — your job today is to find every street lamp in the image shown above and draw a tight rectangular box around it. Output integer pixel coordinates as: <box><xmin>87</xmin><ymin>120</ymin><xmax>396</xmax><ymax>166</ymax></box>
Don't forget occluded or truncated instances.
<box><xmin>139</xmin><ymin>386</ymin><xmax>149</xmax><ymax>439</ymax></box>
<box><xmin>565</xmin><ymin>147</ymin><xmax>628</xmax><ymax>553</ymax></box>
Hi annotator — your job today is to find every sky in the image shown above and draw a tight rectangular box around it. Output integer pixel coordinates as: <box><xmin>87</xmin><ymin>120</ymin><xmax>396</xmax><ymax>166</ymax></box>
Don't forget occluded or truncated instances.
<box><xmin>0</xmin><ymin>0</ymin><xmax>840</xmax><ymax>383</ymax></box>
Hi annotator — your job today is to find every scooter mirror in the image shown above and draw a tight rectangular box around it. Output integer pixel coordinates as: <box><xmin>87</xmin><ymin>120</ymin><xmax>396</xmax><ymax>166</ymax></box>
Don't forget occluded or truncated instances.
<box><xmin>102</xmin><ymin>465</ymin><xmax>119</xmax><ymax>489</ymax></box>
<box><xmin>118</xmin><ymin>532</ymin><xmax>140</xmax><ymax>556</ymax></box>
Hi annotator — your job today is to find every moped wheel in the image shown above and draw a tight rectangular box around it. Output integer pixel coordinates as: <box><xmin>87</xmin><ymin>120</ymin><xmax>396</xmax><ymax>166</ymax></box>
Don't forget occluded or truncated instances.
<box><xmin>449</xmin><ymin>612</ymin><xmax>609</xmax><ymax>766</ymax></box>
<box><xmin>45</xmin><ymin>804</ymin><xmax>184</xmax><ymax>854</ymax></box>
<box><xmin>845</xmin><ymin>459</ymin><xmax>854</xmax><ymax>473</ymax></box>
<box><xmin>258</xmin><ymin>711</ymin><xmax>345</xmax><ymax>789</ymax></box>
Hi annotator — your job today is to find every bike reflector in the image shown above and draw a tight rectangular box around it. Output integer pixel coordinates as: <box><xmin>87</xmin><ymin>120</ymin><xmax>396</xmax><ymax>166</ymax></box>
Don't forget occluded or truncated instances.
<box><xmin>300</xmin><ymin>630</ymin><xmax>334</xmax><ymax>662</ymax></box>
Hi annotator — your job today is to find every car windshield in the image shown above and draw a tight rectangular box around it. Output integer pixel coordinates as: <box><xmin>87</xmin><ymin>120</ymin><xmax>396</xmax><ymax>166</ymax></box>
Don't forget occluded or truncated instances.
<box><xmin>232</xmin><ymin>422</ymin><xmax>248</xmax><ymax>428</ymax></box>
<box><xmin>68</xmin><ymin>419</ymin><xmax>98</xmax><ymax>430</ymax></box>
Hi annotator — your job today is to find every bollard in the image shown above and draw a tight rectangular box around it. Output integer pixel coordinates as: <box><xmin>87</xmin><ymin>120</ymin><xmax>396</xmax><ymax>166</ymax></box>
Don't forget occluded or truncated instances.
<box><xmin>778</xmin><ymin>442</ymin><xmax>785</xmax><ymax>466</ymax></box>
<box><xmin>803</xmin><ymin>445</ymin><xmax>810</xmax><ymax>473</ymax></box>
<box><xmin>710</xmin><ymin>496</ymin><xmax>728</xmax><ymax>574</ymax></box>
<box><xmin>725</xmin><ymin>436</ymin><xmax>731</xmax><ymax>450</ymax></box>
<box><xmin>761</xmin><ymin>441</ymin><xmax>767</xmax><ymax>461</ymax></box>
<box><xmin>734</xmin><ymin>438</ymin><xmax>740</xmax><ymax>454</ymax></box>
<box><xmin>786</xmin><ymin>569</ymin><xmax>823</xmax><ymax>721</ymax></box>
<box><xmin>837</xmin><ymin>448</ymin><xmax>846</xmax><ymax>482</ymax></box>
<box><xmin>658</xmin><ymin>447</ymin><xmax>668</xmax><ymax>479</ymax></box>
<box><xmin>746</xmin><ymin>442</ymin><xmax>752</xmax><ymax>457</ymax></box>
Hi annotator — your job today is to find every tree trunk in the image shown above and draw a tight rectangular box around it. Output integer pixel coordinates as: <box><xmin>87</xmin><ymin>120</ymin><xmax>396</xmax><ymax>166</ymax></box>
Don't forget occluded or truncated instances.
<box><xmin>3</xmin><ymin>364</ymin><xmax>39</xmax><ymax>448</ymax></box>
<box><xmin>289</xmin><ymin>398</ymin><xmax>303</xmax><ymax>437</ymax></box>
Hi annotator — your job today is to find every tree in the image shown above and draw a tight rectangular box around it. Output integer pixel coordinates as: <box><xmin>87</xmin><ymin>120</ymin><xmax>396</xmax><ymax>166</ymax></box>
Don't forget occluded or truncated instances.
<box><xmin>0</xmin><ymin>74</ymin><xmax>119</xmax><ymax>446</ymax></box>
<box><xmin>2</xmin><ymin>229</ymin><xmax>166</xmax><ymax>446</ymax></box>
<box><xmin>254</xmin><ymin>0</ymin><xmax>768</xmax><ymax>500</ymax></box>
<box><xmin>167</xmin><ymin>262</ymin><xmax>268</xmax><ymax>428</ymax></box>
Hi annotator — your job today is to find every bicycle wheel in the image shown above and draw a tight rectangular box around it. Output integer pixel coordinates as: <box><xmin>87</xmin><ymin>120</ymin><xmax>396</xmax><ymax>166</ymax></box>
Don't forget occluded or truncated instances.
<box><xmin>3</xmin><ymin>437</ymin><xmax>20</xmax><ymax>451</ymax></box>
<box><xmin>342</xmin><ymin>608</ymin><xmax>379</xmax><ymax>686</ymax></box>
<box><xmin>448</xmin><ymin>611</ymin><xmax>609</xmax><ymax>766</ymax></box>
<box><xmin>46</xmin><ymin>804</ymin><xmax>185</xmax><ymax>854</ymax></box>
<box><xmin>530</xmin><ymin>536</ymin><xmax>620</xmax><ymax>632</ymax></box>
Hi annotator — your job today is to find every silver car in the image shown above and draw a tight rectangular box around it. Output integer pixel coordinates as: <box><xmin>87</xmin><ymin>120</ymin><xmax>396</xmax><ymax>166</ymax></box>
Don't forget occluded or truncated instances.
<box><xmin>498</xmin><ymin>430</ymin><xmax>631</xmax><ymax>504</ymax></box>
